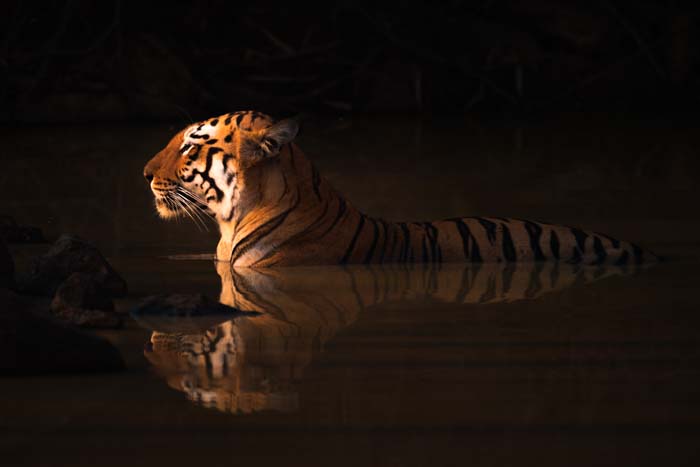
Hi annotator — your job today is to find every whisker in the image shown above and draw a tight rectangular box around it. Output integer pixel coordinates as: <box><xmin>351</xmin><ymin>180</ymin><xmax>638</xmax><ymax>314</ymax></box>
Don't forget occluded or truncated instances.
<box><xmin>175</xmin><ymin>193</ymin><xmax>209</xmax><ymax>231</ymax></box>
<box><xmin>169</xmin><ymin>195</ymin><xmax>183</xmax><ymax>224</ymax></box>
<box><xmin>176</xmin><ymin>185</ymin><xmax>208</xmax><ymax>205</ymax></box>
<box><xmin>177</xmin><ymin>187</ymin><xmax>217</xmax><ymax>221</ymax></box>
<box><xmin>178</xmin><ymin>187</ymin><xmax>213</xmax><ymax>211</ymax></box>
<box><xmin>173</xmin><ymin>194</ymin><xmax>207</xmax><ymax>231</ymax></box>
<box><xmin>177</xmin><ymin>191</ymin><xmax>213</xmax><ymax>231</ymax></box>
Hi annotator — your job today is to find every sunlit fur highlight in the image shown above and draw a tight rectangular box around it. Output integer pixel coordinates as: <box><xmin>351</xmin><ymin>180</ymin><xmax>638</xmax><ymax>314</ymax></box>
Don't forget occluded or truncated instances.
<box><xmin>144</xmin><ymin>111</ymin><xmax>659</xmax><ymax>267</ymax></box>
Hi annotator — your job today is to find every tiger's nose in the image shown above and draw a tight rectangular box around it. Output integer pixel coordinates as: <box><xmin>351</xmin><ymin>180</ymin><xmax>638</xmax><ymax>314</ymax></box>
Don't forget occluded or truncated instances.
<box><xmin>144</xmin><ymin>171</ymin><xmax>154</xmax><ymax>183</ymax></box>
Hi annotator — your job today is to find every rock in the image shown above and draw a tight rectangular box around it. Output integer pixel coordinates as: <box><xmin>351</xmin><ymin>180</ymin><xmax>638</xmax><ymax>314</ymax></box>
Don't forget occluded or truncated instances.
<box><xmin>1</xmin><ymin>238</ymin><xmax>13</xmax><ymax>289</ymax></box>
<box><xmin>131</xmin><ymin>293</ymin><xmax>254</xmax><ymax>333</ymax></box>
<box><xmin>0</xmin><ymin>215</ymin><xmax>45</xmax><ymax>243</ymax></box>
<box><xmin>0</xmin><ymin>289</ymin><xmax>125</xmax><ymax>374</ymax></box>
<box><xmin>21</xmin><ymin>235</ymin><xmax>127</xmax><ymax>298</ymax></box>
<box><xmin>50</xmin><ymin>273</ymin><xmax>122</xmax><ymax>328</ymax></box>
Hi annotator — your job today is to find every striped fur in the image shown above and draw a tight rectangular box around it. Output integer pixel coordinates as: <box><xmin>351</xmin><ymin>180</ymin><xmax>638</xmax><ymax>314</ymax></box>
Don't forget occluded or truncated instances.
<box><xmin>144</xmin><ymin>111</ymin><xmax>658</xmax><ymax>267</ymax></box>
<box><xmin>143</xmin><ymin>262</ymin><xmax>643</xmax><ymax>414</ymax></box>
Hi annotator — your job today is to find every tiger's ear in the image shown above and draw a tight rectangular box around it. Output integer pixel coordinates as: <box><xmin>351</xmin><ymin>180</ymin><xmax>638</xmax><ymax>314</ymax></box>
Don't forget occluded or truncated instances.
<box><xmin>238</xmin><ymin>118</ymin><xmax>299</xmax><ymax>166</ymax></box>
<box><xmin>263</xmin><ymin>118</ymin><xmax>299</xmax><ymax>151</ymax></box>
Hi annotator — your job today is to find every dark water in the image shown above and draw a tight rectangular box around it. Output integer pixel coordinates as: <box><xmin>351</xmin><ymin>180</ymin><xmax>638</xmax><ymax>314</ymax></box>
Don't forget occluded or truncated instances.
<box><xmin>2</xmin><ymin>114</ymin><xmax>700</xmax><ymax>466</ymax></box>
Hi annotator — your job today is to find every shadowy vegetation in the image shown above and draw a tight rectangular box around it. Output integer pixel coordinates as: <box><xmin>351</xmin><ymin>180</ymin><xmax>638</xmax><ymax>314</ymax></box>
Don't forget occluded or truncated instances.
<box><xmin>1</xmin><ymin>0</ymin><xmax>698</xmax><ymax>122</ymax></box>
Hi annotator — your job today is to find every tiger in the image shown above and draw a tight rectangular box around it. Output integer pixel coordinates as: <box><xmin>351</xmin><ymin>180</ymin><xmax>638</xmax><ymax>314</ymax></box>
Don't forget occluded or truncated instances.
<box><xmin>143</xmin><ymin>110</ymin><xmax>659</xmax><ymax>267</ymax></box>
<box><xmin>141</xmin><ymin>261</ymin><xmax>643</xmax><ymax>414</ymax></box>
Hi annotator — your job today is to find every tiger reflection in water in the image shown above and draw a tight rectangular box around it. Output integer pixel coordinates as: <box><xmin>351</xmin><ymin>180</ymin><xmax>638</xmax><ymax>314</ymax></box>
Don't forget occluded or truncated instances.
<box><xmin>144</xmin><ymin>262</ymin><xmax>638</xmax><ymax>414</ymax></box>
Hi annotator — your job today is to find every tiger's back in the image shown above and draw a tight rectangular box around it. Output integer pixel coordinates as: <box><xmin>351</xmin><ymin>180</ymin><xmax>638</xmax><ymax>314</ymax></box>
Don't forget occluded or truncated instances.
<box><xmin>313</xmin><ymin>215</ymin><xmax>654</xmax><ymax>267</ymax></box>
<box><xmin>143</xmin><ymin>110</ymin><xmax>659</xmax><ymax>267</ymax></box>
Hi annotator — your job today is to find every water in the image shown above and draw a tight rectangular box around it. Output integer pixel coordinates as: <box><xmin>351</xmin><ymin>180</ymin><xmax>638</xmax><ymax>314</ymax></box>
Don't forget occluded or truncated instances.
<box><xmin>2</xmin><ymin>114</ymin><xmax>700</xmax><ymax>466</ymax></box>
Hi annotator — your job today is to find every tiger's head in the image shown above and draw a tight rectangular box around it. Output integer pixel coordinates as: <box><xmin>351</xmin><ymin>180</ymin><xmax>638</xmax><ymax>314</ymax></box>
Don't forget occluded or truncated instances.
<box><xmin>143</xmin><ymin>111</ymin><xmax>299</xmax><ymax>223</ymax></box>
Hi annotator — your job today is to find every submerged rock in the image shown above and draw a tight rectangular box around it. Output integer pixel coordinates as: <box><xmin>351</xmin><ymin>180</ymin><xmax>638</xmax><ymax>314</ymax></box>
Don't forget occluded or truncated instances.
<box><xmin>0</xmin><ymin>238</ymin><xmax>13</xmax><ymax>289</ymax></box>
<box><xmin>20</xmin><ymin>235</ymin><xmax>127</xmax><ymax>298</ymax></box>
<box><xmin>131</xmin><ymin>293</ymin><xmax>253</xmax><ymax>333</ymax></box>
<box><xmin>0</xmin><ymin>215</ymin><xmax>45</xmax><ymax>244</ymax></box>
<box><xmin>50</xmin><ymin>272</ymin><xmax>122</xmax><ymax>328</ymax></box>
<box><xmin>0</xmin><ymin>289</ymin><xmax>125</xmax><ymax>374</ymax></box>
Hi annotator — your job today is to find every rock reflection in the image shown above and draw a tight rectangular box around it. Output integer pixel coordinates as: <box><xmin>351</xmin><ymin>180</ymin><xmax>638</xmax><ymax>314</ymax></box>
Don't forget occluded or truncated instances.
<box><xmin>143</xmin><ymin>262</ymin><xmax>641</xmax><ymax>415</ymax></box>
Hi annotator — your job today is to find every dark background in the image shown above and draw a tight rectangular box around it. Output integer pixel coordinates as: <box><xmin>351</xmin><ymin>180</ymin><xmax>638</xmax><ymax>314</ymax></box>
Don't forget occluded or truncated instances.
<box><xmin>3</xmin><ymin>0</ymin><xmax>700</xmax><ymax>123</ymax></box>
<box><xmin>4</xmin><ymin>4</ymin><xmax>700</xmax><ymax>467</ymax></box>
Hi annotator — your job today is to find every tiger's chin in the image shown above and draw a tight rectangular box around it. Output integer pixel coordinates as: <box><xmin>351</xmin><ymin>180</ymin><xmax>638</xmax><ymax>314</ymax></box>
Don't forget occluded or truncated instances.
<box><xmin>154</xmin><ymin>197</ymin><xmax>180</xmax><ymax>219</ymax></box>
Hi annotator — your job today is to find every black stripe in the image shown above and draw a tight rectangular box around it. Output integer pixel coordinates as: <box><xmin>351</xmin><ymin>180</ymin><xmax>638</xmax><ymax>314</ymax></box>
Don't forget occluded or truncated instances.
<box><xmin>501</xmin><ymin>224</ymin><xmax>517</xmax><ymax>262</ymax></box>
<box><xmin>399</xmin><ymin>222</ymin><xmax>412</xmax><ymax>263</ymax></box>
<box><xmin>524</xmin><ymin>263</ymin><xmax>544</xmax><ymax>298</ymax></box>
<box><xmin>501</xmin><ymin>263</ymin><xmax>515</xmax><ymax>295</ymax></box>
<box><xmin>182</xmin><ymin>146</ymin><xmax>223</xmax><ymax>200</ymax></box>
<box><xmin>454</xmin><ymin>265</ymin><xmax>473</xmax><ymax>303</ymax></box>
<box><xmin>317</xmin><ymin>197</ymin><xmax>347</xmax><ymax>239</ymax></box>
<box><xmin>279</xmin><ymin>173</ymin><xmax>289</xmax><ymax>199</ymax></box>
<box><xmin>421</xmin><ymin>236</ymin><xmax>429</xmax><ymax>262</ymax></box>
<box><xmin>569</xmin><ymin>247</ymin><xmax>582</xmax><ymax>264</ymax></box>
<box><xmin>569</xmin><ymin>227</ymin><xmax>588</xmax><ymax>263</ymax></box>
<box><xmin>631</xmin><ymin>243</ymin><xmax>644</xmax><ymax>264</ymax></box>
<box><xmin>288</xmin><ymin>143</ymin><xmax>297</xmax><ymax>171</ymax></box>
<box><xmin>340</xmin><ymin>215</ymin><xmax>366</xmax><ymax>264</ymax></box>
<box><xmin>570</xmin><ymin>227</ymin><xmax>588</xmax><ymax>254</ymax></box>
<box><xmin>423</xmin><ymin>222</ymin><xmax>441</xmax><ymax>263</ymax></box>
<box><xmin>187</xmin><ymin>144</ymin><xmax>202</xmax><ymax>161</ymax></box>
<box><xmin>424</xmin><ymin>223</ymin><xmax>434</xmax><ymax>261</ymax></box>
<box><xmin>592</xmin><ymin>236</ymin><xmax>607</xmax><ymax>264</ymax></box>
<box><xmin>453</xmin><ymin>219</ymin><xmax>470</xmax><ymax>260</ymax></box>
<box><xmin>549</xmin><ymin>230</ymin><xmax>560</xmax><ymax>259</ymax></box>
<box><xmin>378</xmin><ymin>220</ymin><xmax>388</xmax><ymax>264</ymax></box>
<box><xmin>231</xmin><ymin>270</ymin><xmax>286</xmax><ymax>317</ymax></box>
<box><xmin>311</xmin><ymin>165</ymin><xmax>322</xmax><ymax>201</ymax></box>
<box><xmin>204</xmin><ymin>146</ymin><xmax>223</xmax><ymax>201</ymax></box>
<box><xmin>254</xmin><ymin>199</ymin><xmax>331</xmax><ymax>264</ymax></box>
<box><xmin>363</xmin><ymin>218</ymin><xmax>380</xmax><ymax>264</ymax></box>
<box><xmin>235</xmin><ymin>114</ymin><xmax>244</xmax><ymax>126</ymax></box>
<box><xmin>387</xmin><ymin>223</ymin><xmax>399</xmax><ymax>262</ymax></box>
<box><xmin>477</xmin><ymin>217</ymin><xmax>498</xmax><ymax>245</ymax></box>
<box><xmin>523</xmin><ymin>221</ymin><xmax>545</xmax><ymax>261</ymax></box>
<box><xmin>615</xmin><ymin>250</ymin><xmax>630</xmax><ymax>266</ymax></box>
<box><xmin>229</xmin><ymin>189</ymin><xmax>301</xmax><ymax>263</ymax></box>
<box><xmin>452</xmin><ymin>219</ymin><xmax>482</xmax><ymax>262</ymax></box>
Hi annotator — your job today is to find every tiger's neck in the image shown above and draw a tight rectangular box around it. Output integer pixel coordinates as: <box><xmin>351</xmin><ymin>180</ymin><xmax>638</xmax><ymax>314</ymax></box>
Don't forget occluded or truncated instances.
<box><xmin>215</xmin><ymin>143</ymin><xmax>363</xmax><ymax>266</ymax></box>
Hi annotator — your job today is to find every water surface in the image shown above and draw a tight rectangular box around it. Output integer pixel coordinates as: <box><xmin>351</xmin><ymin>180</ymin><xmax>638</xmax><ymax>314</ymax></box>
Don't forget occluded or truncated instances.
<box><xmin>2</xmin><ymin>114</ymin><xmax>700</xmax><ymax>466</ymax></box>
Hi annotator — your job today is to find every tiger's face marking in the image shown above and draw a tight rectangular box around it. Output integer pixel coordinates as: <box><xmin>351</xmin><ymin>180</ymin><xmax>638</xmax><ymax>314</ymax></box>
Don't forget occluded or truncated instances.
<box><xmin>143</xmin><ymin>111</ymin><xmax>299</xmax><ymax>224</ymax></box>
